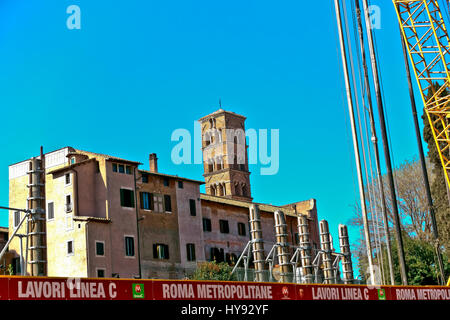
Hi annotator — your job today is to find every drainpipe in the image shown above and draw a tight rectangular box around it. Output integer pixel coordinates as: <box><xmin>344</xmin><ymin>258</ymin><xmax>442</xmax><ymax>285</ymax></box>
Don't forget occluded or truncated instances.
<box><xmin>133</xmin><ymin>168</ymin><xmax>142</xmax><ymax>279</ymax></box>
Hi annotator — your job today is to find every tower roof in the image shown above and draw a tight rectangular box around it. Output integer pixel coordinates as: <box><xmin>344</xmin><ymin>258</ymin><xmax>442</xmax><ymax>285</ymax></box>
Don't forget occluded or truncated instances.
<box><xmin>198</xmin><ymin>109</ymin><xmax>246</xmax><ymax>122</ymax></box>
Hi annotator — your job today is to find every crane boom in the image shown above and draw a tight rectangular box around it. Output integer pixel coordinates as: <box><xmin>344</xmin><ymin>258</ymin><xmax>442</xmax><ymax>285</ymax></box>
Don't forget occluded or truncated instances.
<box><xmin>393</xmin><ymin>0</ymin><xmax>450</xmax><ymax>189</ymax></box>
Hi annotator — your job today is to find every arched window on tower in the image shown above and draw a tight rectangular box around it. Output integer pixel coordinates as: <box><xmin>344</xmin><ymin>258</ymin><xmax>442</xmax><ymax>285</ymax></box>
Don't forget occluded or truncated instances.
<box><xmin>235</xmin><ymin>183</ymin><xmax>241</xmax><ymax>196</ymax></box>
<box><xmin>242</xmin><ymin>184</ymin><xmax>247</xmax><ymax>197</ymax></box>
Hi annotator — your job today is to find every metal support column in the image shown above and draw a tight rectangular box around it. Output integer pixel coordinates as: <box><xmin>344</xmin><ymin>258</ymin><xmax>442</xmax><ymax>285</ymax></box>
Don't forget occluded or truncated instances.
<box><xmin>319</xmin><ymin>220</ymin><xmax>335</xmax><ymax>284</ymax></box>
<box><xmin>249</xmin><ymin>204</ymin><xmax>266</xmax><ymax>282</ymax></box>
<box><xmin>339</xmin><ymin>224</ymin><xmax>354</xmax><ymax>284</ymax></box>
<box><xmin>274</xmin><ymin>210</ymin><xmax>291</xmax><ymax>283</ymax></box>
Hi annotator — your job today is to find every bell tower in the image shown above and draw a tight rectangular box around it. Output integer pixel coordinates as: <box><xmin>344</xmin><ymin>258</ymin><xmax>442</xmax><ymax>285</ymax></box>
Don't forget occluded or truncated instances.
<box><xmin>199</xmin><ymin>109</ymin><xmax>252</xmax><ymax>200</ymax></box>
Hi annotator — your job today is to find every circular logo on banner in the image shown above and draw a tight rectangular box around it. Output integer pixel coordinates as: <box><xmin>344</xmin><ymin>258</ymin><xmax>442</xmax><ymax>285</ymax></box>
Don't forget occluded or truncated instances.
<box><xmin>282</xmin><ymin>286</ymin><xmax>289</xmax><ymax>297</ymax></box>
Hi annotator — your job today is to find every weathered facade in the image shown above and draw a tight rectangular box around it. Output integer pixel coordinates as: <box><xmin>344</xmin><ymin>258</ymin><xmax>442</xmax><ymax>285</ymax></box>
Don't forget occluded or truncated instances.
<box><xmin>6</xmin><ymin>109</ymin><xmax>320</xmax><ymax>279</ymax></box>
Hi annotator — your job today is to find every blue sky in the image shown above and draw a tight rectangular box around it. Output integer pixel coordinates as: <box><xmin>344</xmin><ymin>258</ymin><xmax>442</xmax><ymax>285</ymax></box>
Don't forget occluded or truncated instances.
<box><xmin>0</xmin><ymin>0</ymin><xmax>437</xmax><ymax>278</ymax></box>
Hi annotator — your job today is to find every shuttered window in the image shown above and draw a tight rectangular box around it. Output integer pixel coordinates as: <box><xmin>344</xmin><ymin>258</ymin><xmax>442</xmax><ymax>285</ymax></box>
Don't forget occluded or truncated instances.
<box><xmin>120</xmin><ymin>189</ymin><xmax>135</xmax><ymax>208</ymax></box>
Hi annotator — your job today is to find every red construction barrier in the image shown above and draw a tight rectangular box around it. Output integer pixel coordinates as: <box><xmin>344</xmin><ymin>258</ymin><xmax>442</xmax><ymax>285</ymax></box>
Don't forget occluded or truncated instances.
<box><xmin>1</xmin><ymin>275</ymin><xmax>449</xmax><ymax>301</ymax></box>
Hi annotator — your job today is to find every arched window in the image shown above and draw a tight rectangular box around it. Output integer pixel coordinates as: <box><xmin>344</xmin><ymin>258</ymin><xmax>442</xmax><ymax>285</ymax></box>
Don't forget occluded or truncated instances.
<box><xmin>242</xmin><ymin>184</ymin><xmax>247</xmax><ymax>197</ymax></box>
<box><xmin>235</xmin><ymin>184</ymin><xmax>241</xmax><ymax>196</ymax></box>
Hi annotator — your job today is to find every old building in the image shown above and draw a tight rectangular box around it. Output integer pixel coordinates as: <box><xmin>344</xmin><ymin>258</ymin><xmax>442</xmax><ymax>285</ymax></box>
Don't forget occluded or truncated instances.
<box><xmin>7</xmin><ymin>109</ymin><xmax>320</xmax><ymax>279</ymax></box>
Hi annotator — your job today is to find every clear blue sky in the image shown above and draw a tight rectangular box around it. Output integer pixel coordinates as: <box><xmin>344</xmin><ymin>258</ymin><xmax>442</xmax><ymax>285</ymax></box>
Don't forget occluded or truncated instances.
<box><xmin>0</xmin><ymin>1</ymin><xmax>433</xmax><ymax>278</ymax></box>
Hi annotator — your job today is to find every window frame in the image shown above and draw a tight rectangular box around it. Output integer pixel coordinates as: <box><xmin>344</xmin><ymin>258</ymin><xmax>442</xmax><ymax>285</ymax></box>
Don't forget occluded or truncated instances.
<box><xmin>96</xmin><ymin>268</ymin><xmax>106</xmax><ymax>278</ymax></box>
<box><xmin>164</xmin><ymin>194</ymin><xmax>172</xmax><ymax>213</ymax></box>
<box><xmin>95</xmin><ymin>241</ymin><xmax>105</xmax><ymax>257</ymax></box>
<box><xmin>124</xmin><ymin>236</ymin><xmax>135</xmax><ymax>258</ymax></box>
<box><xmin>65</xmin><ymin>173</ymin><xmax>72</xmax><ymax>186</ymax></box>
<box><xmin>237</xmin><ymin>222</ymin><xmax>246</xmax><ymax>236</ymax></box>
<box><xmin>202</xmin><ymin>218</ymin><xmax>212</xmax><ymax>232</ymax></box>
<box><xmin>189</xmin><ymin>199</ymin><xmax>196</xmax><ymax>216</ymax></box>
<box><xmin>186</xmin><ymin>243</ymin><xmax>196</xmax><ymax>262</ymax></box>
<box><xmin>219</xmin><ymin>220</ymin><xmax>229</xmax><ymax>234</ymax></box>
<box><xmin>120</xmin><ymin>188</ymin><xmax>135</xmax><ymax>208</ymax></box>
<box><xmin>47</xmin><ymin>201</ymin><xmax>55</xmax><ymax>221</ymax></box>
<box><xmin>153</xmin><ymin>243</ymin><xmax>170</xmax><ymax>260</ymax></box>
<box><xmin>13</xmin><ymin>211</ymin><xmax>20</xmax><ymax>229</ymax></box>
<box><xmin>67</xmin><ymin>240</ymin><xmax>74</xmax><ymax>256</ymax></box>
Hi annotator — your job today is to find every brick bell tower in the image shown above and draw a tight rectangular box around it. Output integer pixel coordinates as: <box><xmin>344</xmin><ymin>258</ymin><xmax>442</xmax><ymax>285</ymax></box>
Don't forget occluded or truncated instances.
<box><xmin>198</xmin><ymin>108</ymin><xmax>252</xmax><ymax>201</ymax></box>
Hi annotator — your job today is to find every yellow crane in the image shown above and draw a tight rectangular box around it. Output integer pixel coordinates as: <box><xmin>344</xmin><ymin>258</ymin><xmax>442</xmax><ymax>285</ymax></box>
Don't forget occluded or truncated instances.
<box><xmin>393</xmin><ymin>0</ymin><xmax>450</xmax><ymax>189</ymax></box>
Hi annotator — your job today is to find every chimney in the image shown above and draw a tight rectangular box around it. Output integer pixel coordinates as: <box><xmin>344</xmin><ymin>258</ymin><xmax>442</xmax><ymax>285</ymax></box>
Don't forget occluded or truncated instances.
<box><xmin>149</xmin><ymin>153</ymin><xmax>158</xmax><ymax>173</ymax></box>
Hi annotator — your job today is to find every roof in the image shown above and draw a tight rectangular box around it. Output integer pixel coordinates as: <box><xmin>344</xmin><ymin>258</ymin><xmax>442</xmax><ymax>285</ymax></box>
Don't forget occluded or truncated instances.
<box><xmin>0</xmin><ymin>227</ymin><xmax>8</xmax><ymax>233</ymax></box>
<box><xmin>8</xmin><ymin>146</ymin><xmax>74</xmax><ymax>167</ymax></box>
<box><xmin>200</xmin><ymin>194</ymin><xmax>299</xmax><ymax>217</ymax></box>
<box><xmin>73</xmin><ymin>216</ymin><xmax>111</xmax><ymax>224</ymax></box>
<box><xmin>75</xmin><ymin>149</ymin><xmax>142</xmax><ymax>165</ymax></box>
<box><xmin>139</xmin><ymin>169</ymin><xmax>204</xmax><ymax>185</ymax></box>
<box><xmin>47</xmin><ymin>158</ymin><xmax>97</xmax><ymax>175</ymax></box>
<box><xmin>198</xmin><ymin>109</ymin><xmax>246</xmax><ymax>122</ymax></box>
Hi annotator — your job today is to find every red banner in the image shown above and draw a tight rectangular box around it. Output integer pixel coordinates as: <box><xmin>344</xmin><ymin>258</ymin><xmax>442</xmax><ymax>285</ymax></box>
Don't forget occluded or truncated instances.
<box><xmin>0</xmin><ymin>275</ymin><xmax>449</xmax><ymax>301</ymax></box>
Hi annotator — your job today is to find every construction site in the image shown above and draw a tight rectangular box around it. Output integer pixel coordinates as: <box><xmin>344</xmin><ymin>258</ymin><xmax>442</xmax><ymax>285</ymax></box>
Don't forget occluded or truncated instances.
<box><xmin>0</xmin><ymin>0</ymin><xmax>450</xmax><ymax>302</ymax></box>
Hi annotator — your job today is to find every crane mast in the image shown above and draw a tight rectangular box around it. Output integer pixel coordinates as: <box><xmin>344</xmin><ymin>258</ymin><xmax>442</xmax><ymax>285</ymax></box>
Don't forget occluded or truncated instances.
<box><xmin>393</xmin><ymin>0</ymin><xmax>450</xmax><ymax>189</ymax></box>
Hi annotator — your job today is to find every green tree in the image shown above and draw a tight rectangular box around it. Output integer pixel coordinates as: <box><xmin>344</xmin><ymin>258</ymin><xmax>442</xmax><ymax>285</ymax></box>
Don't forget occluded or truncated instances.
<box><xmin>356</xmin><ymin>233</ymin><xmax>450</xmax><ymax>285</ymax></box>
<box><xmin>190</xmin><ymin>261</ymin><xmax>237</xmax><ymax>281</ymax></box>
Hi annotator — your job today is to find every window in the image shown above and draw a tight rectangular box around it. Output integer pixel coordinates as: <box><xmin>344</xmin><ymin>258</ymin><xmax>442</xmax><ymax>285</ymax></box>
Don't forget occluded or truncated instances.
<box><xmin>65</xmin><ymin>173</ymin><xmax>71</xmax><ymax>185</ymax></box>
<box><xmin>140</xmin><ymin>192</ymin><xmax>152</xmax><ymax>210</ymax></box>
<box><xmin>142</xmin><ymin>174</ymin><xmax>149</xmax><ymax>183</ymax></box>
<box><xmin>70</xmin><ymin>157</ymin><xmax>76</xmax><ymax>165</ymax></box>
<box><xmin>295</xmin><ymin>233</ymin><xmax>300</xmax><ymax>245</ymax></box>
<box><xmin>67</xmin><ymin>240</ymin><xmax>74</xmax><ymax>255</ymax></box>
<box><xmin>97</xmin><ymin>269</ymin><xmax>105</xmax><ymax>278</ymax></box>
<box><xmin>163</xmin><ymin>178</ymin><xmax>169</xmax><ymax>187</ymax></box>
<box><xmin>164</xmin><ymin>195</ymin><xmax>172</xmax><ymax>212</ymax></box>
<box><xmin>189</xmin><ymin>199</ymin><xmax>196</xmax><ymax>216</ymax></box>
<box><xmin>118</xmin><ymin>164</ymin><xmax>125</xmax><ymax>173</ymax></box>
<box><xmin>186</xmin><ymin>243</ymin><xmax>196</xmax><ymax>261</ymax></box>
<box><xmin>178</xmin><ymin>181</ymin><xmax>183</xmax><ymax>189</ymax></box>
<box><xmin>219</xmin><ymin>220</ymin><xmax>229</xmax><ymax>234</ymax></box>
<box><xmin>210</xmin><ymin>248</ymin><xmax>224</xmax><ymax>263</ymax></box>
<box><xmin>153</xmin><ymin>244</ymin><xmax>169</xmax><ymax>259</ymax></box>
<box><xmin>120</xmin><ymin>189</ymin><xmax>135</xmax><ymax>208</ymax></box>
<box><xmin>65</xmin><ymin>194</ymin><xmax>72</xmax><ymax>212</ymax></box>
<box><xmin>112</xmin><ymin>163</ymin><xmax>118</xmax><ymax>172</ymax></box>
<box><xmin>125</xmin><ymin>237</ymin><xmax>135</xmax><ymax>257</ymax></box>
<box><xmin>47</xmin><ymin>202</ymin><xmax>54</xmax><ymax>220</ymax></box>
<box><xmin>96</xmin><ymin>241</ymin><xmax>105</xmax><ymax>256</ymax></box>
<box><xmin>237</xmin><ymin>222</ymin><xmax>246</xmax><ymax>236</ymax></box>
<box><xmin>153</xmin><ymin>194</ymin><xmax>164</xmax><ymax>212</ymax></box>
<box><xmin>202</xmin><ymin>218</ymin><xmax>212</xmax><ymax>232</ymax></box>
<box><xmin>125</xmin><ymin>166</ymin><xmax>132</xmax><ymax>175</ymax></box>
<box><xmin>13</xmin><ymin>211</ymin><xmax>20</xmax><ymax>228</ymax></box>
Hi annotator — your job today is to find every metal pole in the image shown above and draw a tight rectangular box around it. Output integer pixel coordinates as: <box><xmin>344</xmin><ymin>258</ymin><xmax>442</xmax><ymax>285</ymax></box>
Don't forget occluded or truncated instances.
<box><xmin>249</xmin><ymin>204</ymin><xmax>266</xmax><ymax>282</ymax></box>
<box><xmin>274</xmin><ymin>210</ymin><xmax>291</xmax><ymax>283</ymax></box>
<box><xmin>360</xmin><ymin>0</ymin><xmax>408</xmax><ymax>285</ymax></box>
<box><xmin>334</xmin><ymin>0</ymin><xmax>375</xmax><ymax>284</ymax></box>
<box><xmin>398</xmin><ymin>31</ymin><xmax>446</xmax><ymax>285</ymax></box>
<box><xmin>354</xmin><ymin>0</ymin><xmax>395</xmax><ymax>285</ymax></box>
